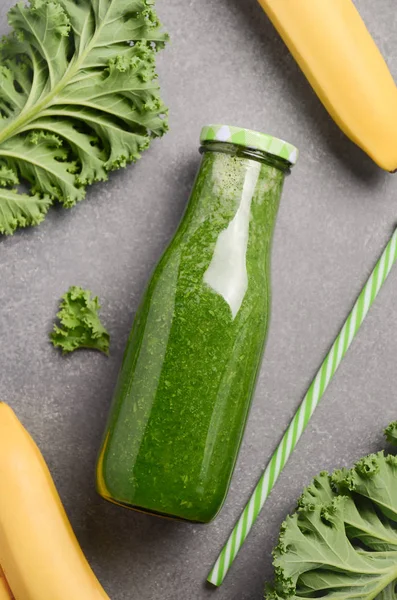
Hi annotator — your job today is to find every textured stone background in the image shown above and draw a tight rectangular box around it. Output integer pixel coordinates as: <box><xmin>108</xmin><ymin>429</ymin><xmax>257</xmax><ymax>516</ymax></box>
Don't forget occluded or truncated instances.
<box><xmin>1</xmin><ymin>1</ymin><xmax>397</xmax><ymax>598</ymax></box>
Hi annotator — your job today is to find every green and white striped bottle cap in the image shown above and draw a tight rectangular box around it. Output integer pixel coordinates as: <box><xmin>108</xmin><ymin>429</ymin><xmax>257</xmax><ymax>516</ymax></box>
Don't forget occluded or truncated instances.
<box><xmin>200</xmin><ymin>124</ymin><xmax>298</xmax><ymax>166</ymax></box>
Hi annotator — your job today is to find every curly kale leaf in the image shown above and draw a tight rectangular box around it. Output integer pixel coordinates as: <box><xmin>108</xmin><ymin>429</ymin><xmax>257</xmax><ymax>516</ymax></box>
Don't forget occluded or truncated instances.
<box><xmin>50</xmin><ymin>286</ymin><xmax>110</xmax><ymax>355</ymax></box>
<box><xmin>0</xmin><ymin>0</ymin><xmax>168</xmax><ymax>234</ymax></box>
<box><xmin>267</xmin><ymin>447</ymin><xmax>397</xmax><ymax>600</ymax></box>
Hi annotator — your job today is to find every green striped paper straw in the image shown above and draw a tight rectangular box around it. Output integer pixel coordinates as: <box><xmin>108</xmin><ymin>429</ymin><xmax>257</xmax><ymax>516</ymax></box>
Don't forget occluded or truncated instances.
<box><xmin>208</xmin><ymin>227</ymin><xmax>397</xmax><ymax>587</ymax></box>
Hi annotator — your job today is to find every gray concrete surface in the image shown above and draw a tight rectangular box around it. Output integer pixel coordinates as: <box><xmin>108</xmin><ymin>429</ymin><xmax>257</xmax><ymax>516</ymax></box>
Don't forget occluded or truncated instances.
<box><xmin>1</xmin><ymin>0</ymin><xmax>397</xmax><ymax>598</ymax></box>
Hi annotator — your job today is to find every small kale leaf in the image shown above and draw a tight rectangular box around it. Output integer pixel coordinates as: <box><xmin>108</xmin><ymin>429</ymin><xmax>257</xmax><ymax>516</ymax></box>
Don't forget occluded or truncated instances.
<box><xmin>50</xmin><ymin>286</ymin><xmax>110</xmax><ymax>355</ymax></box>
<box><xmin>385</xmin><ymin>422</ymin><xmax>397</xmax><ymax>446</ymax></box>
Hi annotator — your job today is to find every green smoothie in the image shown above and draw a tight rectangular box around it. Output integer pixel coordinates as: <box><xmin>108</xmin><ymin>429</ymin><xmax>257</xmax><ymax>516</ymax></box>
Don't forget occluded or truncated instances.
<box><xmin>97</xmin><ymin>126</ymin><xmax>297</xmax><ymax>522</ymax></box>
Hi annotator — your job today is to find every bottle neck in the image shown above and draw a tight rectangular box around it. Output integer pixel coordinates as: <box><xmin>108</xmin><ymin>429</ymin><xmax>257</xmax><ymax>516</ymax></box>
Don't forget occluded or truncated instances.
<box><xmin>199</xmin><ymin>141</ymin><xmax>291</xmax><ymax>174</ymax></box>
<box><xmin>179</xmin><ymin>140</ymin><xmax>286</xmax><ymax>247</ymax></box>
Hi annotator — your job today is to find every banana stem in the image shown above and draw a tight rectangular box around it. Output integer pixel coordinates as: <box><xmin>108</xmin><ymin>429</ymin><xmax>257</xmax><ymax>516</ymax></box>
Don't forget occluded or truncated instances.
<box><xmin>0</xmin><ymin>565</ymin><xmax>14</xmax><ymax>600</ymax></box>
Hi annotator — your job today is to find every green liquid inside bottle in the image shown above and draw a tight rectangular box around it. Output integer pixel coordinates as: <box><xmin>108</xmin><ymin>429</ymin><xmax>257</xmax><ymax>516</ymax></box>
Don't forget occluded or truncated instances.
<box><xmin>97</xmin><ymin>129</ymin><xmax>296</xmax><ymax>523</ymax></box>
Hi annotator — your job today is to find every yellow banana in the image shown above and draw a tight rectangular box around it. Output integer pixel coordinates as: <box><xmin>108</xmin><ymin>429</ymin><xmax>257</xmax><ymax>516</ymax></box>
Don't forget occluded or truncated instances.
<box><xmin>0</xmin><ymin>566</ymin><xmax>13</xmax><ymax>600</ymax></box>
<box><xmin>0</xmin><ymin>403</ymin><xmax>110</xmax><ymax>600</ymax></box>
<box><xmin>258</xmin><ymin>0</ymin><xmax>397</xmax><ymax>171</ymax></box>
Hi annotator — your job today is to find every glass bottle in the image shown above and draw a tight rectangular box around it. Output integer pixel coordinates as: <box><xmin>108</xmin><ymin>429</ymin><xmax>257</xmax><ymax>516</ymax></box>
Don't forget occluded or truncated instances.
<box><xmin>97</xmin><ymin>125</ymin><xmax>298</xmax><ymax>523</ymax></box>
